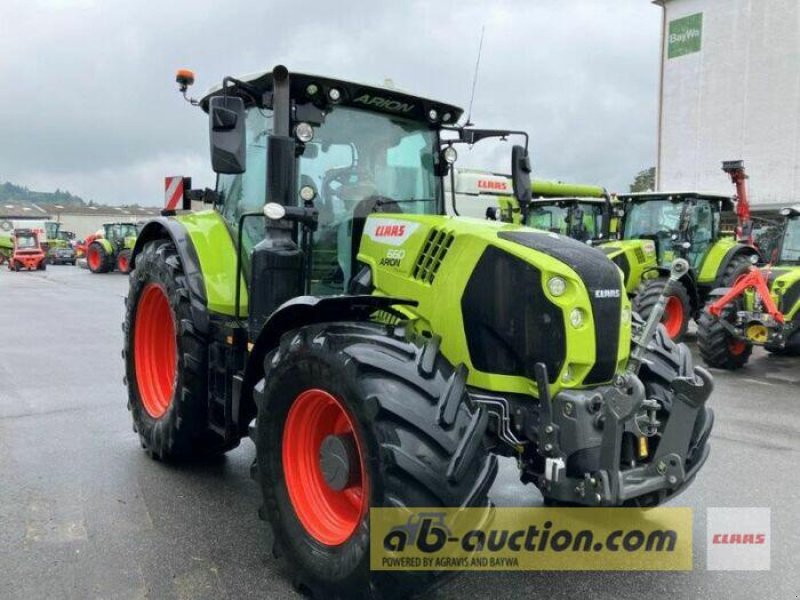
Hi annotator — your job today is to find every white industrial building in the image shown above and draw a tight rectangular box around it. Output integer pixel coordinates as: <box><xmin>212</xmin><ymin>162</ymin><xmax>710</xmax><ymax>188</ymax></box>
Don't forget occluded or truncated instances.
<box><xmin>655</xmin><ymin>0</ymin><xmax>800</xmax><ymax>208</ymax></box>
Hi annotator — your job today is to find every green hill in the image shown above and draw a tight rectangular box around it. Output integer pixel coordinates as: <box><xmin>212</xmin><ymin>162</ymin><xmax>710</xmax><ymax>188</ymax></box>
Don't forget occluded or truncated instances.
<box><xmin>0</xmin><ymin>181</ymin><xmax>87</xmax><ymax>207</ymax></box>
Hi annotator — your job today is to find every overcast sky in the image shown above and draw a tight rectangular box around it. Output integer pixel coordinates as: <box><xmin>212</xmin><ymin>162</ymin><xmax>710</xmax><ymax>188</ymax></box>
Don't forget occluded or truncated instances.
<box><xmin>0</xmin><ymin>0</ymin><xmax>662</xmax><ymax>206</ymax></box>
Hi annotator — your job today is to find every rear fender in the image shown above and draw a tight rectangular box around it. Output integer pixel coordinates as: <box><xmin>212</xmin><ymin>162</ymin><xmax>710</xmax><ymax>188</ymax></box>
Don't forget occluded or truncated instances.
<box><xmin>131</xmin><ymin>218</ymin><xmax>209</xmax><ymax>335</ymax></box>
<box><xmin>95</xmin><ymin>238</ymin><xmax>114</xmax><ymax>254</ymax></box>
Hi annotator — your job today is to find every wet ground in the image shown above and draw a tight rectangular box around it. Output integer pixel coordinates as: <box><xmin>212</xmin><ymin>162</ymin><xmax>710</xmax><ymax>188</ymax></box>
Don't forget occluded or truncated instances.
<box><xmin>1</xmin><ymin>265</ymin><xmax>797</xmax><ymax>599</ymax></box>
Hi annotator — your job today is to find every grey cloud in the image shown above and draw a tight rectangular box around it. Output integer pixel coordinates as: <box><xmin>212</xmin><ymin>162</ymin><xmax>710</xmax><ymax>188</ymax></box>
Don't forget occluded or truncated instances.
<box><xmin>0</xmin><ymin>0</ymin><xmax>660</xmax><ymax>205</ymax></box>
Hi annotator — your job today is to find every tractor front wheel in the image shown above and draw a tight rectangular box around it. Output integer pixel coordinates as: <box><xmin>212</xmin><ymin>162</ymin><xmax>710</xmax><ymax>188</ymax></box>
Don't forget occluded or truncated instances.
<box><xmin>117</xmin><ymin>249</ymin><xmax>132</xmax><ymax>274</ymax></box>
<box><xmin>697</xmin><ymin>309</ymin><xmax>752</xmax><ymax>369</ymax></box>
<box><xmin>87</xmin><ymin>241</ymin><xmax>112</xmax><ymax>273</ymax></box>
<box><xmin>124</xmin><ymin>239</ymin><xmax>233</xmax><ymax>460</ymax></box>
<box><xmin>632</xmin><ymin>278</ymin><xmax>692</xmax><ymax>341</ymax></box>
<box><xmin>253</xmin><ymin>322</ymin><xmax>497</xmax><ymax>599</ymax></box>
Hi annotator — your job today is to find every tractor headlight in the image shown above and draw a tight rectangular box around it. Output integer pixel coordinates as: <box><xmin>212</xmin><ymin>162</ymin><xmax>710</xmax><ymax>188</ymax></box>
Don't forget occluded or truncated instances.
<box><xmin>442</xmin><ymin>146</ymin><xmax>458</xmax><ymax>164</ymax></box>
<box><xmin>547</xmin><ymin>276</ymin><xmax>567</xmax><ymax>297</ymax></box>
<box><xmin>569</xmin><ymin>308</ymin><xmax>585</xmax><ymax>328</ymax></box>
<box><xmin>295</xmin><ymin>122</ymin><xmax>314</xmax><ymax>143</ymax></box>
<box><xmin>428</xmin><ymin>109</ymin><xmax>438</xmax><ymax>121</ymax></box>
<box><xmin>263</xmin><ymin>202</ymin><xmax>286</xmax><ymax>220</ymax></box>
<box><xmin>328</xmin><ymin>88</ymin><xmax>341</xmax><ymax>103</ymax></box>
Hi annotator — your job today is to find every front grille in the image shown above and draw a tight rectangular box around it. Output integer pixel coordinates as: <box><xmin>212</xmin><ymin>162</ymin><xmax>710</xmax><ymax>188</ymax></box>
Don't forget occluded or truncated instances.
<box><xmin>634</xmin><ymin>247</ymin><xmax>647</xmax><ymax>264</ymax></box>
<box><xmin>462</xmin><ymin>246</ymin><xmax>566</xmax><ymax>384</ymax></box>
<box><xmin>413</xmin><ymin>228</ymin><xmax>453</xmax><ymax>284</ymax></box>
<box><xmin>498</xmin><ymin>231</ymin><xmax>623</xmax><ymax>384</ymax></box>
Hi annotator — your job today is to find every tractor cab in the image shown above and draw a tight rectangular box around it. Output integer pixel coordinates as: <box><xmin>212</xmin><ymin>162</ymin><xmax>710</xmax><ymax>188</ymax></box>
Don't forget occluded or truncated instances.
<box><xmin>776</xmin><ymin>206</ymin><xmax>800</xmax><ymax>265</ymax></box>
<box><xmin>616</xmin><ymin>192</ymin><xmax>732</xmax><ymax>269</ymax></box>
<box><xmin>104</xmin><ymin>222</ymin><xmax>139</xmax><ymax>247</ymax></box>
<box><xmin>9</xmin><ymin>229</ymin><xmax>46</xmax><ymax>271</ymax></box>
<box><xmin>527</xmin><ymin>196</ymin><xmax>614</xmax><ymax>242</ymax></box>
<box><xmin>199</xmin><ymin>68</ymin><xmax>530</xmax><ymax>301</ymax></box>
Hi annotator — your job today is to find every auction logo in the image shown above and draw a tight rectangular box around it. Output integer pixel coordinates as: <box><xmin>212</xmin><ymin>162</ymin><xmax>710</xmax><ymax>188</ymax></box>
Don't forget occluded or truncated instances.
<box><xmin>371</xmin><ymin>507</ymin><xmax>693</xmax><ymax>571</ymax></box>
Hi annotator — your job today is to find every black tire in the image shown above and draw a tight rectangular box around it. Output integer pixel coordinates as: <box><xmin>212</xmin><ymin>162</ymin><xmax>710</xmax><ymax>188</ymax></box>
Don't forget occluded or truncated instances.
<box><xmin>117</xmin><ymin>249</ymin><xmax>132</xmax><ymax>274</ymax></box>
<box><xmin>632</xmin><ymin>278</ymin><xmax>691</xmax><ymax>341</ymax></box>
<box><xmin>719</xmin><ymin>253</ymin><xmax>754</xmax><ymax>287</ymax></box>
<box><xmin>253</xmin><ymin>322</ymin><xmax>497</xmax><ymax>599</ymax></box>
<box><xmin>123</xmin><ymin>239</ymin><xmax>235</xmax><ymax>460</ymax></box>
<box><xmin>696</xmin><ymin>309</ymin><xmax>752</xmax><ymax>369</ymax></box>
<box><xmin>87</xmin><ymin>241</ymin><xmax>113</xmax><ymax>273</ymax></box>
<box><xmin>634</xmin><ymin>322</ymin><xmax>714</xmax><ymax>505</ymax></box>
<box><xmin>38</xmin><ymin>261</ymin><xmax>46</xmax><ymax>271</ymax></box>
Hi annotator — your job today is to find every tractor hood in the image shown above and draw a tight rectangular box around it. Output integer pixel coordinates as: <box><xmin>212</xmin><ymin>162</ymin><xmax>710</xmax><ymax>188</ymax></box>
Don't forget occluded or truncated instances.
<box><xmin>357</xmin><ymin>214</ymin><xmax>631</xmax><ymax>398</ymax></box>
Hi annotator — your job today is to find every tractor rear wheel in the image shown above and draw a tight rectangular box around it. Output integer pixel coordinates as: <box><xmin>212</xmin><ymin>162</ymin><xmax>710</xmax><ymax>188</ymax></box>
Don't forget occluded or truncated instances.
<box><xmin>117</xmin><ymin>249</ymin><xmax>132</xmax><ymax>274</ymax></box>
<box><xmin>253</xmin><ymin>322</ymin><xmax>497</xmax><ymax>599</ymax></box>
<box><xmin>87</xmin><ymin>241</ymin><xmax>112</xmax><ymax>273</ymax></box>
<box><xmin>697</xmin><ymin>308</ymin><xmax>752</xmax><ymax>369</ymax></box>
<box><xmin>124</xmin><ymin>239</ymin><xmax>233</xmax><ymax>460</ymax></box>
<box><xmin>632</xmin><ymin>278</ymin><xmax>691</xmax><ymax>341</ymax></box>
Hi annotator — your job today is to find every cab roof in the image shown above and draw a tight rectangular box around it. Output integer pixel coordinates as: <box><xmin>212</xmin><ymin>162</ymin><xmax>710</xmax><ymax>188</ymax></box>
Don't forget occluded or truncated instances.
<box><xmin>616</xmin><ymin>191</ymin><xmax>736</xmax><ymax>211</ymax></box>
<box><xmin>201</xmin><ymin>70</ymin><xmax>463</xmax><ymax>126</ymax></box>
<box><xmin>531</xmin><ymin>196</ymin><xmax>608</xmax><ymax>205</ymax></box>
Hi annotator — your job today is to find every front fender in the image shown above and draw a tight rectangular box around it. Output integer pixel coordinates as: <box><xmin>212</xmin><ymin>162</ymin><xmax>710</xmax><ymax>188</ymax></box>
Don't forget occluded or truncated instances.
<box><xmin>132</xmin><ymin>218</ymin><xmax>209</xmax><ymax>334</ymax></box>
<box><xmin>240</xmin><ymin>295</ymin><xmax>416</xmax><ymax>427</ymax></box>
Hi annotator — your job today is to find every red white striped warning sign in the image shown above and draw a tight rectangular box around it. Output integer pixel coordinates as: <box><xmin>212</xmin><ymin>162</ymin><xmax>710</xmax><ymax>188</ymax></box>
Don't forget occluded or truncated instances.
<box><xmin>164</xmin><ymin>176</ymin><xmax>184</xmax><ymax>211</ymax></box>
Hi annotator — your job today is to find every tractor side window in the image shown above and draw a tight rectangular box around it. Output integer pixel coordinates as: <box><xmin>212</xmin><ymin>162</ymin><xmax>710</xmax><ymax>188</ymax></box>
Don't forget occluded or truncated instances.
<box><xmin>217</xmin><ymin>108</ymin><xmax>273</xmax><ymax>257</ymax></box>
<box><xmin>688</xmin><ymin>200</ymin><xmax>714</xmax><ymax>268</ymax></box>
<box><xmin>781</xmin><ymin>219</ymin><xmax>800</xmax><ymax>263</ymax></box>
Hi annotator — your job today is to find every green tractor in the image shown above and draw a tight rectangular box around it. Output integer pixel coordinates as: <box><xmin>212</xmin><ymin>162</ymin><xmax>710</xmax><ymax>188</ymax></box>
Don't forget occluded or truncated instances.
<box><xmin>600</xmin><ymin>167</ymin><xmax>761</xmax><ymax>341</ymax></box>
<box><xmin>697</xmin><ymin>206</ymin><xmax>800</xmax><ymax>368</ymax></box>
<box><xmin>87</xmin><ymin>222</ymin><xmax>138</xmax><ymax>273</ymax></box>
<box><xmin>123</xmin><ymin>66</ymin><xmax>713</xmax><ymax>598</ymax></box>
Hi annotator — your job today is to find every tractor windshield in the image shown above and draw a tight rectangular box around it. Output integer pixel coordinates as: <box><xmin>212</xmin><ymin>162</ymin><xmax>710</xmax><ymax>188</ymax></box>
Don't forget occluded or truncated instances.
<box><xmin>45</xmin><ymin>221</ymin><xmax>60</xmax><ymax>240</ymax></box>
<box><xmin>218</xmin><ymin>105</ymin><xmax>439</xmax><ymax>293</ymax></box>
<box><xmin>16</xmin><ymin>235</ymin><xmax>37</xmax><ymax>249</ymax></box>
<box><xmin>528</xmin><ymin>205</ymin><xmax>568</xmax><ymax>233</ymax></box>
<box><xmin>623</xmin><ymin>199</ymin><xmax>683</xmax><ymax>240</ymax></box>
<box><xmin>779</xmin><ymin>217</ymin><xmax>800</xmax><ymax>264</ymax></box>
<box><xmin>528</xmin><ymin>202</ymin><xmax>603</xmax><ymax>241</ymax></box>
<box><xmin>105</xmin><ymin>223</ymin><xmax>138</xmax><ymax>241</ymax></box>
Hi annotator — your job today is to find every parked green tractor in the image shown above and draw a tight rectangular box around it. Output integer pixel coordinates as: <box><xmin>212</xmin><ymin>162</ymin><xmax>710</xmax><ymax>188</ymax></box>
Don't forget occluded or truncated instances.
<box><xmin>123</xmin><ymin>66</ymin><xmax>713</xmax><ymax>598</ymax></box>
<box><xmin>87</xmin><ymin>222</ymin><xmax>138</xmax><ymax>273</ymax></box>
<box><xmin>698</xmin><ymin>206</ymin><xmax>800</xmax><ymax>368</ymax></box>
<box><xmin>600</xmin><ymin>164</ymin><xmax>761</xmax><ymax>341</ymax></box>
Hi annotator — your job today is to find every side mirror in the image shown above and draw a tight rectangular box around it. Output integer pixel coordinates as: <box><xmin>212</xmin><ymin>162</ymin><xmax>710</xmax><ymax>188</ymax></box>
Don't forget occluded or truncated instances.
<box><xmin>209</xmin><ymin>96</ymin><xmax>246</xmax><ymax>174</ymax></box>
<box><xmin>511</xmin><ymin>145</ymin><xmax>532</xmax><ymax>209</ymax></box>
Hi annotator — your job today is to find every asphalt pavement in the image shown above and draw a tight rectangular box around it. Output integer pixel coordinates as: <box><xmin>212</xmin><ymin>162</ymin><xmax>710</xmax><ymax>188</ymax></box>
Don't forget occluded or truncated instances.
<box><xmin>0</xmin><ymin>265</ymin><xmax>798</xmax><ymax>599</ymax></box>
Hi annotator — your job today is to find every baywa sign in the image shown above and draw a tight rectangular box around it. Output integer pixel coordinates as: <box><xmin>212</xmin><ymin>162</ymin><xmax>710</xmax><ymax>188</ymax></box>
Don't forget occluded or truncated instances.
<box><xmin>668</xmin><ymin>13</ymin><xmax>703</xmax><ymax>59</ymax></box>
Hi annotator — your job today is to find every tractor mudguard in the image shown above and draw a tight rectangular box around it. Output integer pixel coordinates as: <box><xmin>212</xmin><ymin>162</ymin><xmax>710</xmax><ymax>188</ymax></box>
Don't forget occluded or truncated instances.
<box><xmin>240</xmin><ymin>295</ymin><xmax>417</xmax><ymax>424</ymax></box>
<box><xmin>132</xmin><ymin>218</ymin><xmax>209</xmax><ymax>335</ymax></box>
<box><xmin>96</xmin><ymin>237</ymin><xmax>114</xmax><ymax>254</ymax></box>
<box><xmin>710</xmin><ymin>244</ymin><xmax>760</xmax><ymax>288</ymax></box>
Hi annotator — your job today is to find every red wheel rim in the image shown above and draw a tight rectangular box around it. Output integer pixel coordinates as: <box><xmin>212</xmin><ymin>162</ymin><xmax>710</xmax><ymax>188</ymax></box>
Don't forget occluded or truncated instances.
<box><xmin>282</xmin><ymin>389</ymin><xmax>367</xmax><ymax>546</ymax></box>
<box><xmin>133</xmin><ymin>284</ymin><xmax>177</xmax><ymax>419</ymax></box>
<box><xmin>88</xmin><ymin>246</ymin><xmax>101</xmax><ymax>270</ymax></box>
<box><xmin>663</xmin><ymin>296</ymin><xmax>684</xmax><ymax>339</ymax></box>
<box><xmin>729</xmin><ymin>339</ymin><xmax>747</xmax><ymax>356</ymax></box>
<box><xmin>119</xmin><ymin>254</ymin><xmax>129</xmax><ymax>273</ymax></box>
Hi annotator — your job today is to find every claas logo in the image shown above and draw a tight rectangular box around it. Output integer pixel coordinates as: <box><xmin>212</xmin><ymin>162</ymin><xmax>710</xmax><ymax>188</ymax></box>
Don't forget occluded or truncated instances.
<box><xmin>477</xmin><ymin>179</ymin><xmax>507</xmax><ymax>191</ymax></box>
<box><xmin>375</xmin><ymin>224</ymin><xmax>406</xmax><ymax>237</ymax></box>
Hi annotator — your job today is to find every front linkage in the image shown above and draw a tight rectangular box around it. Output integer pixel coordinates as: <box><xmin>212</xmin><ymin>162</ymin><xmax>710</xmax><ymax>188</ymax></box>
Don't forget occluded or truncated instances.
<box><xmin>523</xmin><ymin>259</ymin><xmax>713</xmax><ymax>506</ymax></box>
